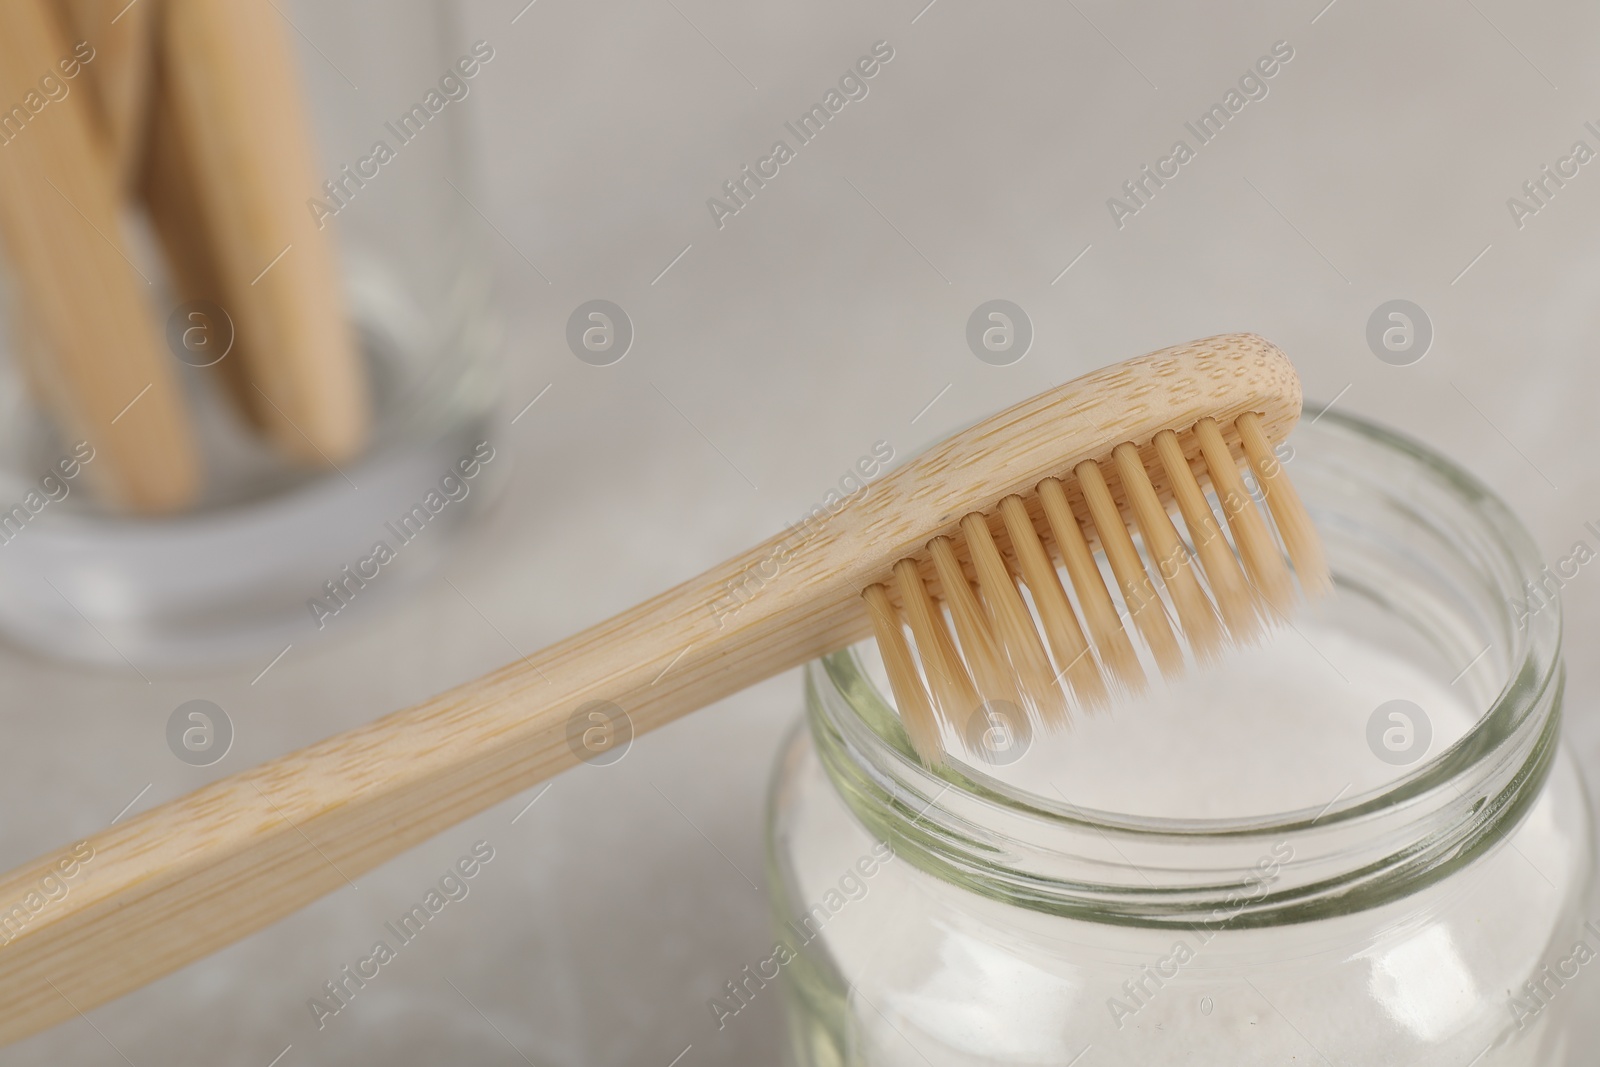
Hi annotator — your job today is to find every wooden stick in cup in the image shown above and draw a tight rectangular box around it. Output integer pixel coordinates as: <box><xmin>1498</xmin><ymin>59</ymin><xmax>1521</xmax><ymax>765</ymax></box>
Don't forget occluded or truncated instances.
<box><xmin>161</xmin><ymin>0</ymin><xmax>370</xmax><ymax>465</ymax></box>
<box><xmin>0</xmin><ymin>0</ymin><xmax>200</xmax><ymax>513</ymax></box>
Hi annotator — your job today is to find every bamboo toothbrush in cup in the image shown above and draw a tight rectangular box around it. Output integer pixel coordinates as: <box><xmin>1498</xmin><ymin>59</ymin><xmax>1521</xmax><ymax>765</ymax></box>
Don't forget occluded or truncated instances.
<box><xmin>159</xmin><ymin>0</ymin><xmax>372</xmax><ymax>463</ymax></box>
<box><xmin>0</xmin><ymin>0</ymin><xmax>201</xmax><ymax>513</ymax></box>
<box><xmin>0</xmin><ymin>334</ymin><xmax>1329</xmax><ymax>1042</ymax></box>
<box><xmin>53</xmin><ymin>0</ymin><xmax>157</xmax><ymax>189</ymax></box>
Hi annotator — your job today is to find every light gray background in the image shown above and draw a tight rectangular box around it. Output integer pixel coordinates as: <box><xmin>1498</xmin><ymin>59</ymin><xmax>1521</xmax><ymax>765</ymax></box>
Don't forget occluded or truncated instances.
<box><xmin>5</xmin><ymin>0</ymin><xmax>1600</xmax><ymax>1063</ymax></box>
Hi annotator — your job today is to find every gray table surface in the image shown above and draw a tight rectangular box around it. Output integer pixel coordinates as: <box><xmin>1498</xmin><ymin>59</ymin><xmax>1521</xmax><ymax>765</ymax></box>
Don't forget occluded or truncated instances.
<box><xmin>5</xmin><ymin>0</ymin><xmax>1600</xmax><ymax>1063</ymax></box>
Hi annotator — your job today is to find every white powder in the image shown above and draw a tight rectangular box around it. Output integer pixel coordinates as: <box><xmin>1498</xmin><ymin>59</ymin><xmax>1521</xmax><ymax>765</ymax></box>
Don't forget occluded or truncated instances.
<box><xmin>801</xmin><ymin>621</ymin><xmax>1582</xmax><ymax>1065</ymax></box>
<box><xmin>990</xmin><ymin>617</ymin><xmax>1480</xmax><ymax>817</ymax></box>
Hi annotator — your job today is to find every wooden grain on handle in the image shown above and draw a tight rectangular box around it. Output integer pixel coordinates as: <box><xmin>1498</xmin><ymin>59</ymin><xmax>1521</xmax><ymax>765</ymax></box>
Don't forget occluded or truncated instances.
<box><xmin>0</xmin><ymin>0</ymin><xmax>200</xmax><ymax>513</ymax></box>
<box><xmin>163</xmin><ymin>0</ymin><xmax>369</xmax><ymax>463</ymax></box>
<box><xmin>0</xmin><ymin>334</ymin><xmax>1302</xmax><ymax>1043</ymax></box>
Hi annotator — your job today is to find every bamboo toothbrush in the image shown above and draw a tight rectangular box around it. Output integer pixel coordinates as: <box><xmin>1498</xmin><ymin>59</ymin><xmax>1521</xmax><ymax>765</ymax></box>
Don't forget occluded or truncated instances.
<box><xmin>0</xmin><ymin>334</ymin><xmax>1327</xmax><ymax>1043</ymax></box>
<box><xmin>0</xmin><ymin>0</ymin><xmax>200</xmax><ymax>513</ymax></box>
<box><xmin>138</xmin><ymin>19</ymin><xmax>265</xmax><ymax>425</ymax></box>
<box><xmin>55</xmin><ymin>0</ymin><xmax>156</xmax><ymax>189</ymax></box>
<box><xmin>60</xmin><ymin>0</ymin><xmax>364</xmax><ymax>445</ymax></box>
<box><xmin>161</xmin><ymin>0</ymin><xmax>370</xmax><ymax>463</ymax></box>
<box><xmin>54</xmin><ymin>0</ymin><xmax>260</xmax><ymax>426</ymax></box>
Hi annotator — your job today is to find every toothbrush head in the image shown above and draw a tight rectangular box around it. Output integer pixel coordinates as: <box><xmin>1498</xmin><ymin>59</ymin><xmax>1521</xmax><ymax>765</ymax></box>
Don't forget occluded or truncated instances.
<box><xmin>860</xmin><ymin>333</ymin><xmax>1329</xmax><ymax>765</ymax></box>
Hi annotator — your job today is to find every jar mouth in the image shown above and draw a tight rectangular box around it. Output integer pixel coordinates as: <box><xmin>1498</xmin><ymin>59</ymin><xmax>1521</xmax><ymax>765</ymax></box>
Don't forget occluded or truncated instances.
<box><xmin>807</xmin><ymin>407</ymin><xmax>1564</xmax><ymax>926</ymax></box>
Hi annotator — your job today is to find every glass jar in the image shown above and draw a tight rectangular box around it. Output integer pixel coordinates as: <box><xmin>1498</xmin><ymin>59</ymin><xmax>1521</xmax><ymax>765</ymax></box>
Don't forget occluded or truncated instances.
<box><xmin>765</xmin><ymin>409</ymin><xmax>1594</xmax><ymax>1066</ymax></box>
<box><xmin>0</xmin><ymin>0</ymin><xmax>499</xmax><ymax>665</ymax></box>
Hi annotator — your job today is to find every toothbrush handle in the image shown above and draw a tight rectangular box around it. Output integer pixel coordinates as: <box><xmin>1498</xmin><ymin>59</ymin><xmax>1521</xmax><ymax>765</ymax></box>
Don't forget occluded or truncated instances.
<box><xmin>0</xmin><ymin>0</ymin><xmax>201</xmax><ymax>513</ymax></box>
<box><xmin>0</xmin><ymin>542</ymin><xmax>872</xmax><ymax>1046</ymax></box>
<box><xmin>161</xmin><ymin>0</ymin><xmax>371</xmax><ymax>463</ymax></box>
<box><xmin>56</xmin><ymin>0</ymin><xmax>157</xmax><ymax>188</ymax></box>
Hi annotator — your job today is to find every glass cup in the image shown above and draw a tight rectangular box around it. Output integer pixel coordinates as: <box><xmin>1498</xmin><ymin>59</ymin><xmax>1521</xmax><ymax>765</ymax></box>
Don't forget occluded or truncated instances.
<box><xmin>0</xmin><ymin>0</ymin><xmax>500</xmax><ymax>665</ymax></box>
<box><xmin>766</xmin><ymin>409</ymin><xmax>1594</xmax><ymax>1066</ymax></box>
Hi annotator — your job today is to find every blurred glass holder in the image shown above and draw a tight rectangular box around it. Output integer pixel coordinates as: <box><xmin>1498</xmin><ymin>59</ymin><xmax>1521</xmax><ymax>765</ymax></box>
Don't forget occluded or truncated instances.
<box><xmin>0</xmin><ymin>0</ymin><xmax>502</xmax><ymax>666</ymax></box>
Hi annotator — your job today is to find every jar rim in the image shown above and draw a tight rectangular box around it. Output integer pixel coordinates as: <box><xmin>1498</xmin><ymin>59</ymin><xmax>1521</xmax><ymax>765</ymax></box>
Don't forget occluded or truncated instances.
<box><xmin>806</xmin><ymin>406</ymin><xmax>1564</xmax><ymax>925</ymax></box>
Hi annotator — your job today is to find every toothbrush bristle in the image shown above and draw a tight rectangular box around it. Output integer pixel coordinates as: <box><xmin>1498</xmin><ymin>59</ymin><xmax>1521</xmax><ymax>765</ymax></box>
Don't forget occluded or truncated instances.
<box><xmin>862</xmin><ymin>413</ymin><xmax>1329</xmax><ymax>767</ymax></box>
